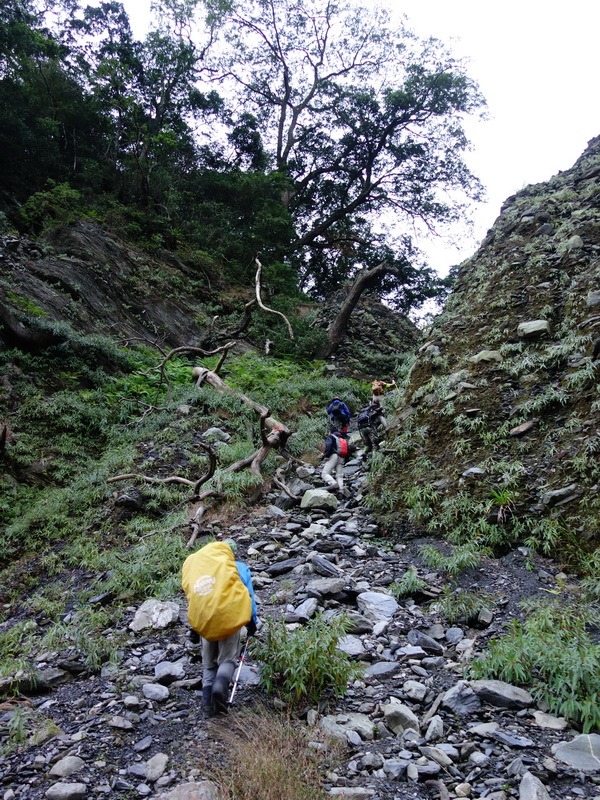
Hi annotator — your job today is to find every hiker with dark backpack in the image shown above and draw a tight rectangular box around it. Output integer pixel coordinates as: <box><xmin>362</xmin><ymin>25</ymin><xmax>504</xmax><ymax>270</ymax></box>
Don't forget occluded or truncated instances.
<box><xmin>321</xmin><ymin>428</ymin><xmax>350</xmax><ymax>495</ymax></box>
<box><xmin>326</xmin><ymin>397</ymin><xmax>351</xmax><ymax>433</ymax></box>
<box><xmin>357</xmin><ymin>399</ymin><xmax>386</xmax><ymax>456</ymax></box>
<box><xmin>182</xmin><ymin>539</ymin><xmax>258</xmax><ymax>717</ymax></box>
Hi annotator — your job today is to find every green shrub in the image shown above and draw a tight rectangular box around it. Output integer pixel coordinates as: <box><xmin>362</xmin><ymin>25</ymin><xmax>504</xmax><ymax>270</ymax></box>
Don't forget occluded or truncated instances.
<box><xmin>252</xmin><ymin>614</ymin><xmax>361</xmax><ymax>706</ymax></box>
<box><xmin>420</xmin><ymin>542</ymin><xmax>489</xmax><ymax>576</ymax></box>
<box><xmin>19</xmin><ymin>181</ymin><xmax>85</xmax><ymax>231</ymax></box>
<box><xmin>471</xmin><ymin>599</ymin><xmax>600</xmax><ymax>732</ymax></box>
<box><xmin>390</xmin><ymin>567</ymin><xmax>427</xmax><ymax>598</ymax></box>
<box><xmin>99</xmin><ymin>527</ymin><xmax>189</xmax><ymax>601</ymax></box>
<box><xmin>437</xmin><ymin>587</ymin><xmax>494</xmax><ymax>624</ymax></box>
<box><xmin>41</xmin><ymin>606</ymin><xmax>123</xmax><ymax>671</ymax></box>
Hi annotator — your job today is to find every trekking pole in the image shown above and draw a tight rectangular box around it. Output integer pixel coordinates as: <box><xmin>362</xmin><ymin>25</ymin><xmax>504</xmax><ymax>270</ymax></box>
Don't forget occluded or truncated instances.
<box><xmin>228</xmin><ymin>640</ymin><xmax>248</xmax><ymax>707</ymax></box>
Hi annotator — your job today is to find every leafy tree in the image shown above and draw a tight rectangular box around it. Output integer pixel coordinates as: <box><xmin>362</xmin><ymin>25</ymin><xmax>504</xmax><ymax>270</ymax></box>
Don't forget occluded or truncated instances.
<box><xmin>202</xmin><ymin>0</ymin><xmax>485</xmax><ymax>301</ymax></box>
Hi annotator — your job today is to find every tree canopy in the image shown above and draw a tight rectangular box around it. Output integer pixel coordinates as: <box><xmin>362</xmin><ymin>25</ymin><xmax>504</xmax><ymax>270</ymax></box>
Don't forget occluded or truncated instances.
<box><xmin>0</xmin><ymin>0</ymin><xmax>485</xmax><ymax>317</ymax></box>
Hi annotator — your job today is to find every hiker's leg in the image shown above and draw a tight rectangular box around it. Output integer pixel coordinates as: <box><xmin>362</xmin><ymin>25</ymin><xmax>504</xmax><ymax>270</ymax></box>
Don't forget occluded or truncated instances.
<box><xmin>370</xmin><ymin>427</ymin><xmax>380</xmax><ymax>451</ymax></box>
<box><xmin>321</xmin><ymin>454</ymin><xmax>338</xmax><ymax>487</ymax></box>
<box><xmin>212</xmin><ymin>630</ymin><xmax>241</xmax><ymax>712</ymax></box>
<box><xmin>201</xmin><ymin>638</ymin><xmax>218</xmax><ymax>714</ymax></box>
<box><xmin>335</xmin><ymin>458</ymin><xmax>344</xmax><ymax>492</ymax></box>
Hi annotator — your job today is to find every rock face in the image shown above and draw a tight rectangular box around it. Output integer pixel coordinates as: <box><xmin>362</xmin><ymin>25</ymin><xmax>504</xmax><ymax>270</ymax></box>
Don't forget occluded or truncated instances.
<box><xmin>374</xmin><ymin>134</ymin><xmax>600</xmax><ymax>547</ymax></box>
<box><xmin>0</xmin><ymin>222</ymin><xmax>214</xmax><ymax>349</ymax></box>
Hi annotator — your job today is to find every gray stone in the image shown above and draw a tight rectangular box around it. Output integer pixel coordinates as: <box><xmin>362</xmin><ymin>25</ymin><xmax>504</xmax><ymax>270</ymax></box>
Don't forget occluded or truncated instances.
<box><xmin>356</xmin><ymin>591</ymin><xmax>399</xmax><ymax>624</ymax></box>
<box><xmin>337</xmin><ymin>635</ymin><xmax>366</xmax><ymax>658</ymax></box>
<box><xmin>142</xmin><ymin>683</ymin><xmax>169</xmax><ymax>701</ymax></box>
<box><xmin>203</xmin><ymin>427</ymin><xmax>230</xmax><ymax>442</ymax></box>
<box><xmin>382</xmin><ymin>759</ymin><xmax>409</xmax><ymax>779</ymax></box>
<box><xmin>146</xmin><ymin>753</ymin><xmax>169</xmax><ymax>783</ymax></box>
<box><xmin>157</xmin><ymin>782</ymin><xmax>222</xmax><ymax>800</ymax></box>
<box><xmin>468</xmin><ymin>350</ymin><xmax>502</xmax><ymax>364</ymax></box>
<box><xmin>154</xmin><ymin>660</ymin><xmax>185</xmax><ymax>684</ymax></box>
<box><xmin>402</xmin><ymin>680</ymin><xmax>428</xmax><ymax>702</ymax></box>
<box><xmin>293</xmin><ymin>597</ymin><xmax>318</xmax><ymax>621</ymax></box>
<box><xmin>492</xmin><ymin>730</ymin><xmax>534</xmax><ymax>748</ymax></box>
<box><xmin>532</xmin><ymin>711</ymin><xmax>568</xmax><ymax>730</ymax></box>
<box><xmin>45</xmin><ymin>785</ymin><xmax>87</xmax><ymax>800</ymax></box>
<box><xmin>519</xmin><ymin>771</ymin><xmax>551</xmax><ymax>800</ymax></box>
<box><xmin>470</xmin><ymin>679</ymin><xmax>533</xmax><ymax>709</ymax></box>
<box><xmin>328</xmin><ymin>789</ymin><xmax>375</xmax><ymax>799</ymax></box>
<box><xmin>395</xmin><ymin>644</ymin><xmax>427</xmax><ymax>659</ymax></box>
<box><xmin>108</xmin><ymin>715</ymin><xmax>134</xmax><ymax>730</ymax></box>
<box><xmin>553</xmin><ymin>733</ymin><xmax>600</xmax><ymax>772</ymax></box>
<box><xmin>382</xmin><ymin>699</ymin><xmax>420</xmax><ymax>735</ymax></box>
<box><xmin>565</xmin><ymin>234</ymin><xmax>584</xmax><ymax>250</ymax></box>
<box><xmin>49</xmin><ymin>756</ymin><xmax>85</xmax><ymax>778</ymax></box>
<box><xmin>461</xmin><ymin>467</ymin><xmax>486</xmax><ymax>479</ymax></box>
<box><xmin>306</xmin><ymin>577</ymin><xmax>346</xmax><ymax>596</ymax></box>
<box><xmin>364</xmin><ymin>661</ymin><xmax>400</xmax><ymax>679</ymax></box>
<box><xmin>442</xmin><ymin>681</ymin><xmax>482</xmax><ymax>716</ymax></box>
<box><xmin>541</xmin><ymin>484</ymin><xmax>580</xmax><ymax>507</ymax></box>
<box><xmin>129</xmin><ymin>599</ymin><xmax>180</xmax><ymax>632</ymax></box>
<box><xmin>419</xmin><ymin>745</ymin><xmax>453</xmax><ymax>767</ymax></box>
<box><xmin>425</xmin><ymin>715</ymin><xmax>444</xmax><ymax>742</ymax></box>
<box><xmin>361</xmin><ymin>752</ymin><xmax>384</xmax><ymax>770</ymax></box>
<box><xmin>310</xmin><ymin>554</ymin><xmax>342</xmax><ymax>578</ymax></box>
<box><xmin>300</xmin><ymin>489</ymin><xmax>338</xmax><ymax>511</ymax></box>
<box><xmin>586</xmin><ymin>290</ymin><xmax>600</xmax><ymax>308</ymax></box>
<box><xmin>320</xmin><ymin>713</ymin><xmax>375</xmax><ymax>742</ymax></box>
<box><xmin>407</xmin><ymin>629</ymin><xmax>444</xmax><ymax>654</ymax></box>
<box><xmin>266</xmin><ymin>557</ymin><xmax>303</xmax><ymax>576</ymax></box>
<box><xmin>468</xmin><ymin>722</ymin><xmax>499</xmax><ymax>738</ymax></box>
<box><xmin>445</xmin><ymin>627</ymin><xmax>464</xmax><ymax>644</ymax></box>
<box><xmin>517</xmin><ymin>320</ymin><xmax>550</xmax><ymax>338</ymax></box>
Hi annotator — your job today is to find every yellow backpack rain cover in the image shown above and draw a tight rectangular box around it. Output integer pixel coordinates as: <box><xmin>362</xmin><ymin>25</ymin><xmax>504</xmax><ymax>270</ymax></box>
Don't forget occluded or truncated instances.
<box><xmin>182</xmin><ymin>542</ymin><xmax>252</xmax><ymax>641</ymax></box>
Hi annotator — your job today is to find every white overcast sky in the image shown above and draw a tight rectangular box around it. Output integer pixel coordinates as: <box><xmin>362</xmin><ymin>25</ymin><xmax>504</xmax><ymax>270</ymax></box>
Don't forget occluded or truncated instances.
<box><xmin>122</xmin><ymin>0</ymin><xmax>600</xmax><ymax>276</ymax></box>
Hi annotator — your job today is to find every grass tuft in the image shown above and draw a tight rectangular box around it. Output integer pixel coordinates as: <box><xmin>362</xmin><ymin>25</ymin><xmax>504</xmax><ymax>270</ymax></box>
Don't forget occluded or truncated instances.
<box><xmin>213</xmin><ymin>709</ymin><xmax>329</xmax><ymax>800</ymax></box>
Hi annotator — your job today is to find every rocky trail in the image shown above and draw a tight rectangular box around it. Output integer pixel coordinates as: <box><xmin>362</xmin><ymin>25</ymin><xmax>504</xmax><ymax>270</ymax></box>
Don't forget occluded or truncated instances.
<box><xmin>1</xmin><ymin>454</ymin><xmax>599</xmax><ymax>800</ymax></box>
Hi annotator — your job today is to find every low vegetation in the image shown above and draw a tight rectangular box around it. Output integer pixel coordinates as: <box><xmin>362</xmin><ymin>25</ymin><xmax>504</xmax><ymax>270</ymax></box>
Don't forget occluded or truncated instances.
<box><xmin>213</xmin><ymin>709</ymin><xmax>330</xmax><ymax>800</ymax></box>
<box><xmin>252</xmin><ymin>614</ymin><xmax>361</xmax><ymax>707</ymax></box>
<box><xmin>471</xmin><ymin>598</ymin><xmax>600</xmax><ymax>732</ymax></box>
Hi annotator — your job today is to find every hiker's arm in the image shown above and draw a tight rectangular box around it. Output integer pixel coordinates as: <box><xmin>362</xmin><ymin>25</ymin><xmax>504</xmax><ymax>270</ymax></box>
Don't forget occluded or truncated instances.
<box><xmin>237</xmin><ymin>562</ymin><xmax>258</xmax><ymax>623</ymax></box>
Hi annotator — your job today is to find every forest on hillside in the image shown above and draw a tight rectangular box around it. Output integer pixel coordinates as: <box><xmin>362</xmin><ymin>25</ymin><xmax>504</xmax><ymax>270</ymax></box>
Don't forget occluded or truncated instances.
<box><xmin>0</xmin><ymin>0</ymin><xmax>486</xmax><ymax>324</ymax></box>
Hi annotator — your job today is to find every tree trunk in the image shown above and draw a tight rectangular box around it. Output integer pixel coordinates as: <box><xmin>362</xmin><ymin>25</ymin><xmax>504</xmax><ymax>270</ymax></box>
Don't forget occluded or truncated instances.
<box><xmin>316</xmin><ymin>262</ymin><xmax>390</xmax><ymax>359</ymax></box>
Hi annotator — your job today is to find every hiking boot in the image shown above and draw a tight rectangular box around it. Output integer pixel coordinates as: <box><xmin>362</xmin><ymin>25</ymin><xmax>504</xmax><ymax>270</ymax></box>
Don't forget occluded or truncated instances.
<box><xmin>210</xmin><ymin>675</ymin><xmax>229</xmax><ymax>714</ymax></box>
<box><xmin>211</xmin><ymin>660</ymin><xmax>236</xmax><ymax>714</ymax></box>
<box><xmin>201</xmin><ymin>685</ymin><xmax>215</xmax><ymax>719</ymax></box>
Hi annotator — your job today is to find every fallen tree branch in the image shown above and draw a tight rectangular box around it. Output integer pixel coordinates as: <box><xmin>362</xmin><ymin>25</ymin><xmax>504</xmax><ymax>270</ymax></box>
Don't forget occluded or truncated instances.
<box><xmin>192</xmin><ymin>366</ymin><xmax>290</xmax><ymax>434</ymax></box>
<box><xmin>254</xmin><ymin>258</ymin><xmax>294</xmax><ymax>339</ymax></box>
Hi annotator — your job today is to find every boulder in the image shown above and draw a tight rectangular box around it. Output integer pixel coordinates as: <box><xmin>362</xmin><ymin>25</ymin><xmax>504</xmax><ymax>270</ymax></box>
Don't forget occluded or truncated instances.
<box><xmin>469</xmin><ymin>679</ymin><xmax>533</xmax><ymax>709</ymax></box>
<box><xmin>129</xmin><ymin>600</ymin><xmax>180</xmax><ymax>632</ymax></box>
<box><xmin>553</xmin><ymin>733</ymin><xmax>600</xmax><ymax>772</ymax></box>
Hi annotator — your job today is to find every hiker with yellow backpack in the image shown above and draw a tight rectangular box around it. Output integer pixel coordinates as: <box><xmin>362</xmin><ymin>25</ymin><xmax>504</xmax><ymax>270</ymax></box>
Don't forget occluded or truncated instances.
<box><xmin>182</xmin><ymin>540</ymin><xmax>258</xmax><ymax>717</ymax></box>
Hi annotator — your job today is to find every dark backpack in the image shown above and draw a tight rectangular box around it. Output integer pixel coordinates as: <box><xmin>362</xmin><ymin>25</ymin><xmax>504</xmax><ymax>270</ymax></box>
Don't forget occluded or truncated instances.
<box><xmin>328</xmin><ymin>399</ymin><xmax>350</xmax><ymax>422</ymax></box>
<box><xmin>357</xmin><ymin>406</ymin><xmax>372</xmax><ymax>429</ymax></box>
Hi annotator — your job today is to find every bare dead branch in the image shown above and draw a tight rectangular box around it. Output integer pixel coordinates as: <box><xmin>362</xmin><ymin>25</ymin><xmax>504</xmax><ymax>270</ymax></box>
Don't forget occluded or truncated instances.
<box><xmin>213</xmin><ymin>347</ymin><xmax>230</xmax><ymax>376</ymax></box>
<box><xmin>191</xmin><ymin>366</ymin><xmax>290</xmax><ymax>433</ymax></box>
<box><xmin>107</xmin><ymin>472</ymin><xmax>197</xmax><ymax>487</ymax></box>
<box><xmin>272</xmin><ymin>476</ymin><xmax>298</xmax><ymax>501</ymax></box>
<box><xmin>192</xmin><ymin>443</ymin><xmax>217</xmax><ymax>495</ymax></box>
<box><xmin>259</xmin><ymin>409</ymin><xmax>271</xmax><ymax>447</ymax></box>
<box><xmin>254</xmin><ymin>258</ymin><xmax>294</xmax><ymax>339</ymax></box>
